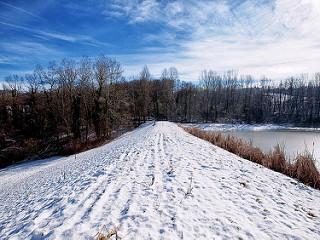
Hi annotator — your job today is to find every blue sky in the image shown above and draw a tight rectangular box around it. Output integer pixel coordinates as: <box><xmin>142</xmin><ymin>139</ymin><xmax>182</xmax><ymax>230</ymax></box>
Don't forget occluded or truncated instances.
<box><xmin>1</xmin><ymin>0</ymin><xmax>320</xmax><ymax>81</ymax></box>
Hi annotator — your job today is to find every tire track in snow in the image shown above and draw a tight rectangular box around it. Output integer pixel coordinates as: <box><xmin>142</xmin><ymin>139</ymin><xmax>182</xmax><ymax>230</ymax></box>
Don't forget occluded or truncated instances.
<box><xmin>59</xmin><ymin>128</ymin><xmax>156</xmax><ymax>239</ymax></box>
<box><xmin>28</xmin><ymin>126</ymin><xmax>154</xmax><ymax>238</ymax></box>
<box><xmin>32</xmin><ymin>146</ymin><xmax>134</xmax><ymax>238</ymax></box>
<box><xmin>157</xmin><ymin>132</ymin><xmax>184</xmax><ymax>239</ymax></box>
<box><xmin>53</xmin><ymin>136</ymin><xmax>154</xmax><ymax>238</ymax></box>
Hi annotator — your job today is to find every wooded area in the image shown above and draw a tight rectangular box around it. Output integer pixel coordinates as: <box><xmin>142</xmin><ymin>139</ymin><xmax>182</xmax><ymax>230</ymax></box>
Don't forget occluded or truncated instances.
<box><xmin>1</xmin><ymin>56</ymin><xmax>320</xmax><ymax>167</ymax></box>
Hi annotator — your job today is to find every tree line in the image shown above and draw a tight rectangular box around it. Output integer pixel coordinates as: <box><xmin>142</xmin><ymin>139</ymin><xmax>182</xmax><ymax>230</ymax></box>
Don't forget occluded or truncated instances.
<box><xmin>0</xmin><ymin>56</ymin><xmax>319</xmax><ymax>167</ymax></box>
<box><xmin>190</xmin><ymin>70</ymin><xmax>320</xmax><ymax>124</ymax></box>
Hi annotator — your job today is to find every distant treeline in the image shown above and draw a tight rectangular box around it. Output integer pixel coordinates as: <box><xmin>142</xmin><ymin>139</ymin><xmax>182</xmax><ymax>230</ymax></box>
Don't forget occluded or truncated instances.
<box><xmin>0</xmin><ymin>56</ymin><xmax>320</xmax><ymax>166</ymax></box>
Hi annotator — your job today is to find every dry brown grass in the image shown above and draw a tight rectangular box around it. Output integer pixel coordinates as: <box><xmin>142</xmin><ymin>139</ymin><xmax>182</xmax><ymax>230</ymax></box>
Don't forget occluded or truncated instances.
<box><xmin>95</xmin><ymin>225</ymin><xmax>122</xmax><ymax>240</ymax></box>
<box><xmin>184</xmin><ymin>127</ymin><xmax>265</xmax><ymax>165</ymax></box>
<box><xmin>291</xmin><ymin>152</ymin><xmax>320</xmax><ymax>189</ymax></box>
<box><xmin>264</xmin><ymin>144</ymin><xmax>286</xmax><ymax>172</ymax></box>
<box><xmin>183</xmin><ymin>126</ymin><xmax>320</xmax><ymax>190</ymax></box>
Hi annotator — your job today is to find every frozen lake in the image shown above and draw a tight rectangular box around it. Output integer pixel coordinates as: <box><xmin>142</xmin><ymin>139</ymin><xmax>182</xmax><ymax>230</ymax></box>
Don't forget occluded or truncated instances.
<box><xmin>186</xmin><ymin>124</ymin><xmax>320</xmax><ymax>168</ymax></box>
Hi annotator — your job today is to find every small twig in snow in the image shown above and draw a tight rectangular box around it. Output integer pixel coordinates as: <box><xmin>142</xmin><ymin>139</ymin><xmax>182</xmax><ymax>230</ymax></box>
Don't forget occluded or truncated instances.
<box><xmin>150</xmin><ymin>175</ymin><xmax>155</xmax><ymax>186</ymax></box>
<box><xmin>184</xmin><ymin>175</ymin><xmax>193</xmax><ymax>198</ymax></box>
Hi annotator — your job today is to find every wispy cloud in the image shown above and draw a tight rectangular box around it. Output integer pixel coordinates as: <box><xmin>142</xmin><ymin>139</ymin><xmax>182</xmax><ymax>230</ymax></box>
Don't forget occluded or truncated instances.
<box><xmin>1</xmin><ymin>41</ymin><xmax>57</xmax><ymax>56</ymax></box>
<box><xmin>0</xmin><ymin>0</ymin><xmax>43</xmax><ymax>20</ymax></box>
<box><xmin>0</xmin><ymin>21</ymin><xmax>110</xmax><ymax>47</ymax></box>
<box><xmin>0</xmin><ymin>55</ymin><xmax>18</xmax><ymax>64</ymax></box>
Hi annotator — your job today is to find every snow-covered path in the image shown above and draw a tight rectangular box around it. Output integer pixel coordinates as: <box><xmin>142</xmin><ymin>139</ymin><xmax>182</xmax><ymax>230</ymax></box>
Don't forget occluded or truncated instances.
<box><xmin>0</xmin><ymin>122</ymin><xmax>319</xmax><ymax>239</ymax></box>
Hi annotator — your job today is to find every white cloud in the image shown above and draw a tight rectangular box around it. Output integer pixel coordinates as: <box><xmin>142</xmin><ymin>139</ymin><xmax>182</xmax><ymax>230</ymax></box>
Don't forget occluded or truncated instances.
<box><xmin>106</xmin><ymin>0</ymin><xmax>320</xmax><ymax>80</ymax></box>
<box><xmin>104</xmin><ymin>0</ymin><xmax>160</xmax><ymax>23</ymax></box>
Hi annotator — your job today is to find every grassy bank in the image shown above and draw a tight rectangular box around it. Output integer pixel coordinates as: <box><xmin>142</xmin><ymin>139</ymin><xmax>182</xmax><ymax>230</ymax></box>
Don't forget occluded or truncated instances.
<box><xmin>183</xmin><ymin>126</ymin><xmax>320</xmax><ymax>190</ymax></box>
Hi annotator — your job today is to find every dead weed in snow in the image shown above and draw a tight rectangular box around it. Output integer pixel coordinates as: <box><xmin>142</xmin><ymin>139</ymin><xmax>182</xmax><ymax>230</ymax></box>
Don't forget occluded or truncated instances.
<box><xmin>95</xmin><ymin>225</ymin><xmax>122</xmax><ymax>240</ymax></box>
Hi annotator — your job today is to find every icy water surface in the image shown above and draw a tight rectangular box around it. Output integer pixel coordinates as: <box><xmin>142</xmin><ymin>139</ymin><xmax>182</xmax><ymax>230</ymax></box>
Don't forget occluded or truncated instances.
<box><xmin>191</xmin><ymin>124</ymin><xmax>320</xmax><ymax>168</ymax></box>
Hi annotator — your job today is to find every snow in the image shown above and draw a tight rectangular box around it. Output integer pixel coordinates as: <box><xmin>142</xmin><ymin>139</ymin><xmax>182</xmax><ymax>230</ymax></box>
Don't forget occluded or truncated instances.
<box><xmin>0</xmin><ymin>122</ymin><xmax>319</xmax><ymax>239</ymax></box>
<box><xmin>184</xmin><ymin>123</ymin><xmax>320</xmax><ymax>132</ymax></box>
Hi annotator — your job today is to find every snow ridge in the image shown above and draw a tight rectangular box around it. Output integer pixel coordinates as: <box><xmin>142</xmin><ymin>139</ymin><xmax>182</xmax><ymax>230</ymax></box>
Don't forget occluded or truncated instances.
<box><xmin>0</xmin><ymin>122</ymin><xmax>319</xmax><ymax>239</ymax></box>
